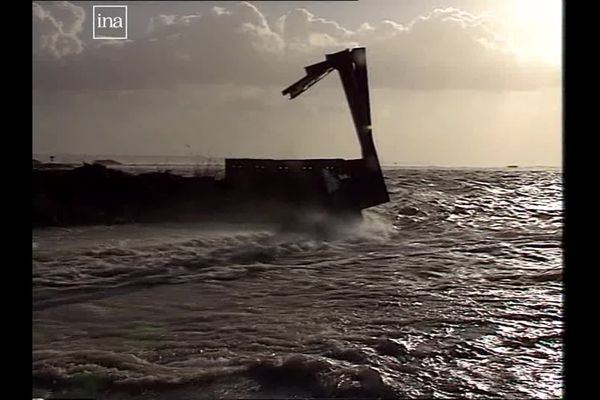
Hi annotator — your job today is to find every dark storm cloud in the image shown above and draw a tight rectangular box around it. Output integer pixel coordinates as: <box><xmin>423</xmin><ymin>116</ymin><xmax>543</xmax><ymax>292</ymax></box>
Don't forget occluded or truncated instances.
<box><xmin>33</xmin><ymin>1</ymin><xmax>559</xmax><ymax>92</ymax></box>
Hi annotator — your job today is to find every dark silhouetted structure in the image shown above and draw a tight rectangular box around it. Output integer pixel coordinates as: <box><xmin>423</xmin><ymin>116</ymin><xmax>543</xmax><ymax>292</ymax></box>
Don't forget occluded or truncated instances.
<box><xmin>32</xmin><ymin>48</ymin><xmax>389</xmax><ymax>227</ymax></box>
<box><xmin>226</xmin><ymin>47</ymin><xmax>389</xmax><ymax>211</ymax></box>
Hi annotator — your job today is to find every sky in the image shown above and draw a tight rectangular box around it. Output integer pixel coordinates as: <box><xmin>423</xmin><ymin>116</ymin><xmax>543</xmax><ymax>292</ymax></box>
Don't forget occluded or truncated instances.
<box><xmin>32</xmin><ymin>0</ymin><xmax>562</xmax><ymax>167</ymax></box>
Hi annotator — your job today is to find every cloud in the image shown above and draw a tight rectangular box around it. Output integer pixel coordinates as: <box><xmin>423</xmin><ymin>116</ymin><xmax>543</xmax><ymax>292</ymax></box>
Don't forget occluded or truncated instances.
<box><xmin>275</xmin><ymin>8</ymin><xmax>355</xmax><ymax>52</ymax></box>
<box><xmin>33</xmin><ymin>1</ymin><xmax>85</xmax><ymax>60</ymax></box>
<box><xmin>357</xmin><ymin>7</ymin><xmax>558</xmax><ymax>90</ymax></box>
<box><xmin>33</xmin><ymin>1</ymin><xmax>559</xmax><ymax>91</ymax></box>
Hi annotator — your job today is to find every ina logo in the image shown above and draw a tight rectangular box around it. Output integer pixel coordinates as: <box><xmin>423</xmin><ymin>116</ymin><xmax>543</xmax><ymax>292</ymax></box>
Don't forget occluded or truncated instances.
<box><xmin>93</xmin><ymin>5</ymin><xmax>127</xmax><ymax>39</ymax></box>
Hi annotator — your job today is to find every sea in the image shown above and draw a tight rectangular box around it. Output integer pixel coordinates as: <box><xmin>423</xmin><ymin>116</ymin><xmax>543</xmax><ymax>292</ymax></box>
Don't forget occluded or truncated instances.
<box><xmin>32</xmin><ymin>158</ymin><xmax>562</xmax><ymax>399</ymax></box>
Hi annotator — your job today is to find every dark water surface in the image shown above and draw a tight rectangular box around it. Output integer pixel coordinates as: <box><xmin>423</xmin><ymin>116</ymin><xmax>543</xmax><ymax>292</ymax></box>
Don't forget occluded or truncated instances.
<box><xmin>32</xmin><ymin>168</ymin><xmax>562</xmax><ymax>399</ymax></box>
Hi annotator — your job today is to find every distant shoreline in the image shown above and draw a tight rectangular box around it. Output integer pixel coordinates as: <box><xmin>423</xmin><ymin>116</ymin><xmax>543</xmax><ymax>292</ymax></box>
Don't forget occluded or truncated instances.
<box><xmin>32</xmin><ymin>154</ymin><xmax>561</xmax><ymax>170</ymax></box>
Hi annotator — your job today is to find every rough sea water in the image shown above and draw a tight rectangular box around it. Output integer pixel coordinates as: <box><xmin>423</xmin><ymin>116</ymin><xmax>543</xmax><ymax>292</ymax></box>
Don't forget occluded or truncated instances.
<box><xmin>32</xmin><ymin>167</ymin><xmax>562</xmax><ymax>399</ymax></box>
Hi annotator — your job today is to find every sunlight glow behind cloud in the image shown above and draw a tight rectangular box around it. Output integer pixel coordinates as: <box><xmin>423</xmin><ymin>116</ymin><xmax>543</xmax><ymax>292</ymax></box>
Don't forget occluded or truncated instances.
<box><xmin>32</xmin><ymin>1</ymin><xmax>562</xmax><ymax>167</ymax></box>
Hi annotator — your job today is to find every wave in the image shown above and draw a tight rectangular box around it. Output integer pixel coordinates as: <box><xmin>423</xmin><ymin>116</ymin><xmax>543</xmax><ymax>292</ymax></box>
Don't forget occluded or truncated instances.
<box><xmin>33</xmin><ymin>352</ymin><xmax>401</xmax><ymax>399</ymax></box>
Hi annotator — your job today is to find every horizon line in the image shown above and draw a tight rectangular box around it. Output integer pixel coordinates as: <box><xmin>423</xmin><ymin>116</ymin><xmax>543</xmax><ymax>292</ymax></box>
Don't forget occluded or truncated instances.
<box><xmin>32</xmin><ymin>153</ymin><xmax>561</xmax><ymax>169</ymax></box>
